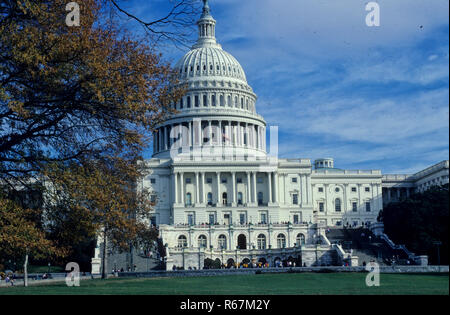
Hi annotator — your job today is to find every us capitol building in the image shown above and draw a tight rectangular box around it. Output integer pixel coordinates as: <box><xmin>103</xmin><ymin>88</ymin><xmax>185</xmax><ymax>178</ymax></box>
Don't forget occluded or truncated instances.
<box><xmin>91</xmin><ymin>1</ymin><xmax>449</xmax><ymax>272</ymax></box>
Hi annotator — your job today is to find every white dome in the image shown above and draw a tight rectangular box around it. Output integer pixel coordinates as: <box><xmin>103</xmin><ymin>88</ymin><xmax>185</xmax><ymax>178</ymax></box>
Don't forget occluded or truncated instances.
<box><xmin>152</xmin><ymin>0</ymin><xmax>267</xmax><ymax>159</ymax></box>
<box><xmin>175</xmin><ymin>46</ymin><xmax>247</xmax><ymax>83</ymax></box>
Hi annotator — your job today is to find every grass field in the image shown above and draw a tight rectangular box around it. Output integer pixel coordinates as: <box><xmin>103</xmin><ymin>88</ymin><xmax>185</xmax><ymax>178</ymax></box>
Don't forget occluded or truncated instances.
<box><xmin>0</xmin><ymin>273</ymin><xmax>448</xmax><ymax>295</ymax></box>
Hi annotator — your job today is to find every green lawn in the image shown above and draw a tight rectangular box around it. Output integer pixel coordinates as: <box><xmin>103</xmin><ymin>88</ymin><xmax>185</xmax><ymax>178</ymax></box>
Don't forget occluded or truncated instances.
<box><xmin>0</xmin><ymin>273</ymin><xmax>448</xmax><ymax>295</ymax></box>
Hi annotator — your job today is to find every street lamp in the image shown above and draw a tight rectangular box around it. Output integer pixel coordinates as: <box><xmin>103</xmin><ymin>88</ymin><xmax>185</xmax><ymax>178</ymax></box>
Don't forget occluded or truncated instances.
<box><xmin>47</xmin><ymin>262</ymin><xmax>51</xmax><ymax>274</ymax></box>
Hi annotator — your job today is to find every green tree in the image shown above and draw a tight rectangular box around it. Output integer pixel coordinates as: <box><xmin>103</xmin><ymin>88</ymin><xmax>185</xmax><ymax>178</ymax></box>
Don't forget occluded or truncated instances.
<box><xmin>378</xmin><ymin>184</ymin><xmax>449</xmax><ymax>264</ymax></box>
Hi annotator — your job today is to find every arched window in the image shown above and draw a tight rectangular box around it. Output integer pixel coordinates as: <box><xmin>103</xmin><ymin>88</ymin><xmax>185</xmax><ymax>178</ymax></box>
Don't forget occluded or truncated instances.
<box><xmin>335</xmin><ymin>198</ymin><xmax>341</xmax><ymax>212</ymax></box>
<box><xmin>235</xmin><ymin>96</ymin><xmax>238</xmax><ymax>107</ymax></box>
<box><xmin>258</xmin><ymin>192</ymin><xmax>264</xmax><ymax>205</ymax></box>
<box><xmin>203</xmin><ymin>94</ymin><xmax>208</xmax><ymax>107</ymax></box>
<box><xmin>237</xmin><ymin>192</ymin><xmax>243</xmax><ymax>205</ymax></box>
<box><xmin>198</xmin><ymin>235</ymin><xmax>207</xmax><ymax>248</ymax></box>
<box><xmin>296</xmin><ymin>233</ymin><xmax>306</xmax><ymax>246</ymax></box>
<box><xmin>220</xmin><ymin>95</ymin><xmax>225</xmax><ymax>106</ymax></box>
<box><xmin>186</xmin><ymin>193</ymin><xmax>192</xmax><ymax>206</ymax></box>
<box><xmin>227</xmin><ymin>95</ymin><xmax>231</xmax><ymax>107</ymax></box>
<box><xmin>277</xmin><ymin>234</ymin><xmax>286</xmax><ymax>248</ymax></box>
<box><xmin>207</xmin><ymin>192</ymin><xmax>213</xmax><ymax>206</ymax></box>
<box><xmin>178</xmin><ymin>235</ymin><xmax>187</xmax><ymax>248</ymax></box>
<box><xmin>187</xmin><ymin>96</ymin><xmax>191</xmax><ymax>108</ymax></box>
<box><xmin>218</xmin><ymin>235</ymin><xmax>227</xmax><ymax>250</ymax></box>
<box><xmin>212</xmin><ymin>95</ymin><xmax>216</xmax><ymax>106</ymax></box>
<box><xmin>257</xmin><ymin>234</ymin><xmax>266</xmax><ymax>249</ymax></box>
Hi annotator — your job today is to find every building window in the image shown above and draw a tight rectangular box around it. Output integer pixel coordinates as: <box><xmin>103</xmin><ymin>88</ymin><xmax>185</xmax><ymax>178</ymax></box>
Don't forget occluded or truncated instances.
<box><xmin>292</xmin><ymin>194</ymin><xmax>298</xmax><ymax>205</ymax></box>
<box><xmin>187</xmin><ymin>213</ymin><xmax>194</xmax><ymax>225</ymax></box>
<box><xmin>207</xmin><ymin>192</ymin><xmax>213</xmax><ymax>206</ymax></box>
<box><xmin>237</xmin><ymin>178</ymin><xmax>242</xmax><ymax>183</ymax></box>
<box><xmin>178</xmin><ymin>235</ymin><xmax>187</xmax><ymax>248</ymax></box>
<box><xmin>292</xmin><ymin>177</ymin><xmax>297</xmax><ymax>183</ymax></box>
<box><xmin>318</xmin><ymin>187</ymin><xmax>324</xmax><ymax>192</ymax></box>
<box><xmin>224</xmin><ymin>213</ymin><xmax>231</xmax><ymax>225</ymax></box>
<box><xmin>237</xmin><ymin>192</ymin><xmax>243</xmax><ymax>205</ymax></box>
<box><xmin>239</xmin><ymin>213</ymin><xmax>246</xmax><ymax>225</ymax></box>
<box><xmin>203</xmin><ymin>95</ymin><xmax>208</xmax><ymax>107</ymax></box>
<box><xmin>352</xmin><ymin>202</ymin><xmax>358</xmax><ymax>212</ymax></box>
<box><xmin>195</xmin><ymin>95</ymin><xmax>199</xmax><ymax>107</ymax></box>
<box><xmin>208</xmin><ymin>214</ymin><xmax>215</xmax><ymax>225</ymax></box>
<box><xmin>277</xmin><ymin>234</ymin><xmax>286</xmax><ymax>249</ymax></box>
<box><xmin>319</xmin><ymin>202</ymin><xmax>324</xmax><ymax>212</ymax></box>
<box><xmin>335</xmin><ymin>198</ymin><xmax>341</xmax><ymax>212</ymax></box>
<box><xmin>150</xmin><ymin>178</ymin><xmax>156</xmax><ymax>184</ymax></box>
<box><xmin>222</xmin><ymin>192</ymin><xmax>228</xmax><ymax>205</ymax></box>
<box><xmin>187</xmin><ymin>96</ymin><xmax>191</xmax><ymax>108</ymax></box>
<box><xmin>335</xmin><ymin>187</ymin><xmax>340</xmax><ymax>192</ymax></box>
<box><xmin>366</xmin><ymin>202</ymin><xmax>371</xmax><ymax>212</ymax></box>
<box><xmin>221</xmin><ymin>178</ymin><xmax>227</xmax><ymax>184</ymax></box>
<box><xmin>293</xmin><ymin>214</ymin><xmax>299</xmax><ymax>224</ymax></box>
<box><xmin>198</xmin><ymin>235</ymin><xmax>207</xmax><ymax>248</ymax></box>
<box><xmin>186</xmin><ymin>178</ymin><xmax>191</xmax><ymax>184</ymax></box>
<box><xmin>212</xmin><ymin>95</ymin><xmax>216</xmax><ymax>106</ymax></box>
<box><xmin>352</xmin><ymin>187</ymin><xmax>357</xmax><ymax>192</ymax></box>
<box><xmin>218</xmin><ymin>235</ymin><xmax>227</xmax><ymax>249</ymax></box>
<box><xmin>257</xmin><ymin>234</ymin><xmax>266</xmax><ymax>249</ymax></box>
<box><xmin>150</xmin><ymin>194</ymin><xmax>157</xmax><ymax>203</ymax></box>
<box><xmin>365</xmin><ymin>187</ymin><xmax>370</xmax><ymax>192</ymax></box>
<box><xmin>260</xmin><ymin>212</ymin><xmax>267</xmax><ymax>224</ymax></box>
<box><xmin>296</xmin><ymin>233</ymin><xmax>306</xmax><ymax>246</ymax></box>
<box><xmin>206</xmin><ymin>178</ymin><xmax>212</xmax><ymax>184</ymax></box>
<box><xmin>186</xmin><ymin>193</ymin><xmax>192</xmax><ymax>206</ymax></box>
<box><xmin>258</xmin><ymin>192</ymin><xmax>264</xmax><ymax>205</ymax></box>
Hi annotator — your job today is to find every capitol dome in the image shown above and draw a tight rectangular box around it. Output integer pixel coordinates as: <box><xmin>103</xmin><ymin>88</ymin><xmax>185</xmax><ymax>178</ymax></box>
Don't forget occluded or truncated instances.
<box><xmin>175</xmin><ymin>46</ymin><xmax>248</xmax><ymax>83</ymax></box>
<box><xmin>152</xmin><ymin>0</ymin><xmax>267</xmax><ymax>159</ymax></box>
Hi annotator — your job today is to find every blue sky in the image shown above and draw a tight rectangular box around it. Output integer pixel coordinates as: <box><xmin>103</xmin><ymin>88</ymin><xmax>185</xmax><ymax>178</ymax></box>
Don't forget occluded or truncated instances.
<box><xmin>118</xmin><ymin>0</ymin><xmax>449</xmax><ymax>174</ymax></box>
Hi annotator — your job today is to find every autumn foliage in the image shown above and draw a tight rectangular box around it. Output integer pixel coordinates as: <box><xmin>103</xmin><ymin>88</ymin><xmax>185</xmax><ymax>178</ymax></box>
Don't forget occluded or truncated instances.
<box><xmin>0</xmin><ymin>0</ymin><xmax>184</xmax><ymax>270</ymax></box>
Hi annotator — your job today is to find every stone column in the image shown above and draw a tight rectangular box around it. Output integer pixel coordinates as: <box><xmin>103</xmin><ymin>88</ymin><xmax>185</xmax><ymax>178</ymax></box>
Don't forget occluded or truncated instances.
<box><xmin>216</xmin><ymin>172</ymin><xmax>221</xmax><ymax>207</ymax></box>
<box><xmin>246</xmin><ymin>172</ymin><xmax>251</xmax><ymax>204</ymax></box>
<box><xmin>273</xmin><ymin>172</ymin><xmax>278</xmax><ymax>203</ymax></box>
<box><xmin>219</xmin><ymin>121</ymin><xmax>223</xmax><ymax>146</ymax></box>
<box><xmin>189</xmin><ymin>121</ymin><xmax>192</xmax><ymax>147</ymax></box>
<box><xmin>201</xmin><ymin>172</ymin><xmax>206</xmax><ymax>204</ymax></box>
<box><xmin>174</xmin><ymin>172</ymin><xmax>178</xmax><ymax>204</ymax></box>
<box><xmin>178</xmin><ymin>124</ymin><xmax>182</xmax><ymax>148</ymax></box>
<box><xmin>306</xmin><ymin>174</ymin><xmax>312</xmax><ymax>205</ymax></box>
<box><xmin>232</xmin><ymin>172</ymin><xmax>236</xmax><ymax>206</ymax></box>
<box><xmin>228</xmin><ymin>121</ymin><xmax>232</xmax><ymax>146</ymax></box>
<box><xmin>180</xmin><ymin>172</ymin><xmax>185</xmax><ymax>205</ymax></box>
<box><xmin>195</xmin><ymin>172</ymin><xmax>200</xmax><ymax>205</ymax></box>
<box><xmin>268</xmin><ymin>172</ymin><xmax>273</xmax><ymax>204</ymax></box>
<box><xmin>208</xmin><ymin>121</ymin><xmax>212</xmax><ymax>146</ymax></box>
<box><xmin>245</xmin><ymin>123</ymin><xmax>249</xmax><ymax>147</ymax></box>
<box><xmin>253</xmin><ymin>172</ymin><xmax>257</xmax><ymax>204</ymax></box>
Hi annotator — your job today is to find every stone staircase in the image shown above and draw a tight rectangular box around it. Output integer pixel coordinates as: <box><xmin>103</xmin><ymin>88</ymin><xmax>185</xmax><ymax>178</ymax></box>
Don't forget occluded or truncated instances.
<box><xmin>325</xmin><ymin>227</ymin><xmax>411</xmax><ymax>266</ymax></box>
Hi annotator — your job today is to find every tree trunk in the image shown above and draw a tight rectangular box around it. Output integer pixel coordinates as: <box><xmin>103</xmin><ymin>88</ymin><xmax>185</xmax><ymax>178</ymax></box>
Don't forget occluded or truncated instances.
<box><xmin>23</xmin><ymin>253</ymin><xmax>28</xmax><ymax>287</ymax></box>
<box><xmin>101</xmin><ymin>230</ymin><xmax>108</xmax><ymax>279</ymax></box>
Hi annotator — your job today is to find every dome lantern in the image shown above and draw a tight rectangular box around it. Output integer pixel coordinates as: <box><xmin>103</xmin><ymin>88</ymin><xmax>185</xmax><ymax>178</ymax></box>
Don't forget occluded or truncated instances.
<box><xmin>193</xmin><ymin>0</ymin><xmax>221</xmax><ymax>49</ymax></box>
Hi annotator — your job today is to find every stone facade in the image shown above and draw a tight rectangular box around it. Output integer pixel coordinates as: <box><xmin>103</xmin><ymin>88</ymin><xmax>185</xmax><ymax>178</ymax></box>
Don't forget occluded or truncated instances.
<box><xmin>90</xmin><ymin>1</ymin><xmax>448</xmax><ymax>273</ymax></box>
